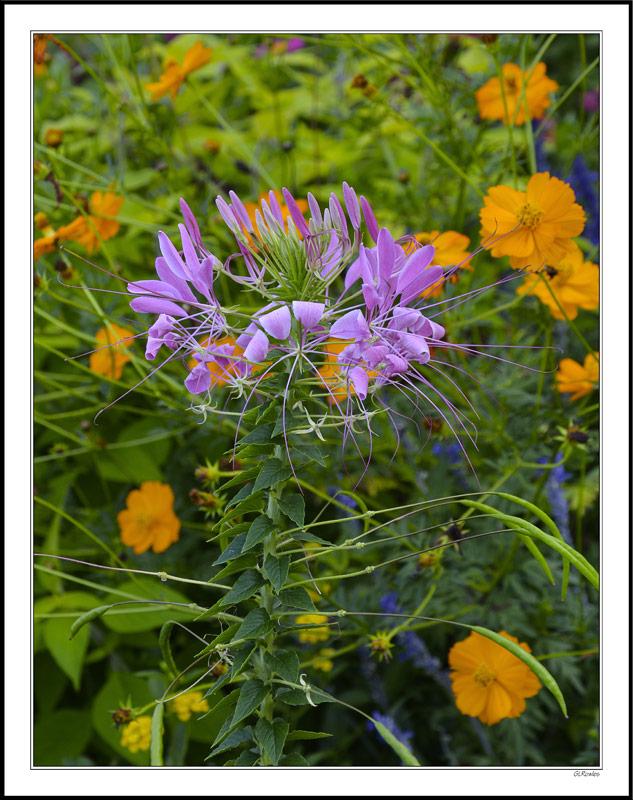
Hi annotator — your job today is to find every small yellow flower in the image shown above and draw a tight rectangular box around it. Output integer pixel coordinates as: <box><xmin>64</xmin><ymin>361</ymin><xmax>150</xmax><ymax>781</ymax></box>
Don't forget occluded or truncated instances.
<box><xmin>89</xmin><ymin>324</ymin><xmax>134</xmax><ymax>380</ymax></box>
<box><xmin>418</xmin><ymin>553</ymin><xmax>436</xmax><ymax>568</ymax></box>
<box><xmin>296</xmin><ymin>614</ymin><xmax>330</xmax><ymax>644</ymax></box>
<box><xmin>170</xmin><ymin>690</ymin><xmax>210</xmax><ymax>722</ymax></box>
<box><xmin>367</xmin><ymin>631</ymin><xmax>394</xmax><ymax>662</ymax></box>
<box><xmin>44</xmin><ymin>128</ymin><xmax>63</xmax><ymax>148</ymax></box>
<box><xmin>117</xmin><ymin>481</ymin><xmax>181</xmax><ymax>555</ymax></box>
<box><xmin>146</xmin><ymin>41</ymin><xmax>212</xmax><ymax>101</ymax></box>
<box><xmin>449</xmin><ymin>631</ymin><xmax>541</xmax><ymax>726</ymax></box>
<box><xmin>555</xmin><ymin>353</ymin><xmax>599</xmax><ymax>401</ymax></box>
<box><xmin>314</xmin><ymin>648</ymin><xmax>336</xmax><ymax>672</ymax></box>
<box><xmin>120</xmin><ymin>715</ymin><xmax>152</xmax><ymax>753</ymax></box>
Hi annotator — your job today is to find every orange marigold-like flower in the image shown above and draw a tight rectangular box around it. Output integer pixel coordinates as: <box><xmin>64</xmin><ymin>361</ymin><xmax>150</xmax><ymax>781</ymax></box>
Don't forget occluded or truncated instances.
<box><xmin>479</xmin><ymin>172</ymin><xmax>586</xmax><ymax>269</ymax></box>
<box><xmin>449</xmin><ymin>630</ymin><xmax>541</xmax><ymax>726</ymax></box>
<box><xmin>405</xmin><ymin>231</ymin><xmax>473</xmax><ymax>298</ymax></box>
<box><xmin>555</xmin><ymin>352</ymin><xmax>599</xmax><ymax>401</ymax></box>
<box><xmin>34</xmin><ymin>34</ymin><xmax>49</xmax><ymax>76</ymax></box>
<box><xmin>89</xmin><ymin>324</ymin><xmax>134</xmax><ymax>380</ymax></box>
<box><xmin>145</xmin><ymin>41</ymin><xmax>212</xmax><ymax>101</ymax></box>
<box><xmin>476</xmin><ymin>62</ymin><xmax>558</xmax><ymax>125</ymax></box>
<box><xmin>117</xmin><ymin>481</ymin><xmax>181</xmax><ymax>555</ymax></box>
<box><xmin>515</xmin><ymin>242</ymin><xmax>599</xmax><ymax>320</ymax></box>
<box><xmin>70</xmin><ymin>191</ymin><xmax>124</xmax><ymax>254</ymax></box>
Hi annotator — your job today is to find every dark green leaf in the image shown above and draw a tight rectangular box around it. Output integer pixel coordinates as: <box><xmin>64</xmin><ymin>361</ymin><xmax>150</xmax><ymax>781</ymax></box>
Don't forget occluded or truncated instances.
<box><xmin>263</xmin><ymin>649</ymin><xmax>299</xmax><ymax>684</ymax></box>
<box><xmin>150</xmin><ymin>702</ymin><xmax>164</xmax><ymax>766</ymax></box>
<box><xmin>242</xmin><ymin>514</ymin><xmax>274</xmax><ymax>552</ymax></box>
<box><xmin>212</xmin><ymin>533</ymin><xmax>248</xmax><ymax>566</ymax></box>
<box><xmin>257</xmin><ymin>401</ymin><xmax>281</xmax><ymax>425</ymax></box>
<box><xmin>277</xmin><ymin>494</ymin><xmax>305</xmax><ymax>527</ymax></box>
<box><xmin>195</xmin><ymin>622</ymin><xmax>241</xmax><ymax>655</ymax></box>
<box><xmin>212</xmin><ymin>552</ymin><xmax>259</xmax><ymax>581</ymax></box>
<box><xmin>263</xmin><ymin>554</ymin><xmax>290</xmax><ymax>592</ymax></box>
<box><xmin>226</xmin><ymin>493</ymin><xmax>265</xmax><ymax>519</ymax></box>
<box><xmin>236</xmin><ymin>444</ymin><xmax>276</xmax><ymax>458</ymax></box>
<box><xmin>234</xmin><ymin>608</ymin><xmax>275</xmax><ymax>641</ymax></box>
<box><xmin>231</xmin><ymin>679</ymin><xmax>268</xmax><ymax>726</ymax></box>
<box><xmin>291</xmin><ymin>530</ymin><xmax>330</xmax><ymax>545</ymax></box>
<box><xmin>240</xmin><ymin>423</ymin><xmax>276</xmax><ymax>444</ymax></box>
<box><xmin>230</xmin><ymin>643</ymin><xmax>257</xmax><ymax>681</ymax></box>
<box><xmin>286</xmin><ymin>730</ymin><xmax>332</xmax><ymax>741</ymax></box>
<box><xmin>279</xmin><ymin>587</ymin><xmax>317</xmax><ymax>611</ymax></box>
<box><xmin>255</xmin><ymin>717</ymin><xmax>289</xmax><ymax>766</ymax></box>
<box><xmin>220</xmin><ymin>466</ymin><xmax>261</xmax><ymax>492</ymax></box>
<box><xmin>219</xmin><ymin>569</ymin><xmax>265</xmax><ymax>607</ymax></box>
<box><xmin>278</xmin><ymin>752</ymin><xmax>309</xmax><ymax>766</ymax></box>
<box><xmin>291</xmin><ymin>444</ymin><xmax>327</xmax><ymax>467</ymax></box>
<box><xmin>253</xmin><ymin>458</ymin><xmax>292</xmax><ymax>491</ymax></box>
<box><xmin>225</xmin><ymin>481</ymin><xmax>254</xmax><ymax>509</ymax></box>
<box><xmin>207</xmin><ymin>726</ymin><xmax>253</xmax><ymax>760</ymax></box>
<box><xmin>233</xmin><ymin>748</ymin><xmax>260</xmax><ymax>766</ymax></box>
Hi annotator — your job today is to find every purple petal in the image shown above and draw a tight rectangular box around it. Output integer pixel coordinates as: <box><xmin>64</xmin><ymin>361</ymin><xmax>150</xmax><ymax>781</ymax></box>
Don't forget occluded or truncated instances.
<box><xmin>158</xmin><ymin>231</ymin><xmax>190</xmax><ymax>280</ymax></box>
<box><xmin>292</xmin><ymin>301</ymin><xmax>324</xmax><ymax>329</ymax></box>
<box><xmin>385</xmin><ymin>354</ymin><xmax>409</xmax><ymax>374</ymax></box>
<box><xmin>216</xmin><ymin>196</ymin><xmax>240</xmax><ymax>234</ymax></box>
<box><xmin>130</xmin><ymin>296</ymin><xmax>188</xmax><ymax>317</ymax></box>
<box><xmin>362</xmin><ymin>284</ymin><xmax>380</xmax><ymax>311</ymax></box>
<box><xmin>402</xmin><ymin>333</ymin><xmax>430</xmax><ymax>362</ymax></box>
<box><xmin>342</xmin><ymin>182</ymin><xmax>360</xmax><ymax>229</ymax></box>
<box><xmin>148</xmin><ymin>314</ymin><xmax>176</xmax><ymax>338</ymax></box>
<box><xmin>179</xmin><ymin>223</ymin><xmax>200</xmax><ymax>274</ymax></box>
<box><xmin>377</xmin><ymin>228</ymin><xmax>396</xmax><ymax>280</ymax></box>
<box><xmin>243</xmin><ymin>329</ymin><xmax>269</xmax><ymax>362</ymax></box>
<box><xmin>154</xmin><ymin>257</ymin><xmax>196</xmax><ymax>302</ymax></box>
<box><xmin>349</xmin><ymin>366</ymin><xmax>369</xmax><ymax>400</ymax></box>
<box><xmin>229</xmin><ymin>190</ymin><xmax>254</xmax><ymax>233</ymax></box>
<box><xmin>330</xmin><ymin>309</ymin><xmax>370</xmax><ymax>340</ymax></box>
<box><xmin>400</xmin><ymin>265</ymin><xmax>444</xmax><ymax>306</ymax></box>
<box><xmin>126</xmin><ymin>279</ymin><xmax>181</xmax><ymax>299</ymax></box>
<box><xmin>396</xmin><ymin>246</ymin><xmax>436</xmax><ymax>295</ymax></box>
<box><xmin>180</xmin><ymin>198</ymin><xmax>202</xmax><ymax>248</ymax></box>
<box><xmin>344</xmin><ymin>255</ymin><xmax>363</xmax><ymax>289</ymax></box>
<box><xmin>185</xmin><ymin>363</ymin><xmax>212</xmax><ymax>395</ymax></box>
<box><xmin>417</xmin><ymin>316</ymin><xmax>446</xmax><ymax>340</ymax></box>
<box><xmin>363</xmin><ymin>344</ymin><xmax>389</xmax><ymax>369</ymax></box>
<box><xmin>329</xmin><ymin>193</ymin><xmax>349</xmax><ymax>241</ymax></box>
<box><xmin>282</xmin><ymin>188</ymin><xmax>309</xmax><ymax>237</ymax></box>
<box><xmin>259</xmin><ymin>305</ymin><xmax>291</xmax><ymax>340</ymax></box>
<box><xmin>236</xmin><ymin>321</ymin><xmax>259</xmax><ymax>350</ymax></box>
<box><xmin>360</xmin><ymin>196</ymin><xmax>379</xmax><ymax>243</ymax></box>
<box><xmin>268</xmin><ymin>190</ymin><xmax>285</xmax><ymax>227</ymax></box>
<box><xmin>390</xmin><ymin>306</ymin><xmax>423</xmax><ymax>330</ymax></box>
<box><xmin>190</xmin><ymin>256</ymin><xmax>215</xmax><ymax>298</ymax></box>
<box><xmin>145</xmin><ymin>336</ymin><xmax>163</xmax><ymax>360</ymax></box>
<box><xmin>307</xmin><ymin>193</ymin><xmax>323</xmax><ymax>227</ymax></box>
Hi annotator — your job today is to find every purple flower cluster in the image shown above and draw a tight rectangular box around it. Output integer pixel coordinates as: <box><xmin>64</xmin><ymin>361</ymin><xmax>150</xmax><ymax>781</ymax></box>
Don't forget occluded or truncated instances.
<box><xmin>544</xmin><ymin>456</ymin><xmax>572</xmax><ymax>545</ymax></box>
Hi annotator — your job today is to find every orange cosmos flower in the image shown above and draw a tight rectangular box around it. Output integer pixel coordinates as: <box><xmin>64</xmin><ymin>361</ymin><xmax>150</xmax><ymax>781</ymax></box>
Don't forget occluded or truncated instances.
<box><xmin>145</xmin><ymin>41</ymin><xmax>212</xmax><ymax>101</ymax></box>
<box><xmin>405</xmin><ymin>231</ymin><xmax>473</xmax><ymax>298</ymax></box>
<box><xmin>476</xmin><ymin>62</ymin><xmax>558</xmax><ymax>125</ymax></box>
<box><xmin>33</xmin><ymin>213</ymin><xmax>88</xmax><ymax>262</ymax></box>
<box><xmin>316</xmin><ymin>339</ymin><xmax>355</xmax><ymax>404</ymax></box>
<box><xmin>479</xmin><ymin>172</ymin><xmax>586</xmax><ymax>269</ymax></box>
<box><xmin>117</xmin><ymin>481</ymin><xmax>181</xmax><ymax>555</ymax></box>
<box><xmin>70</xmin><ymin>191</ymin><xmax>124</xmax><ymax>254</ymax></box>
<box><xmin>34</xmin><ymin>34</ymin><xmax>49</xmax><ymax>77</ymax></box>
<box><xmin>89</xmin><ymin>324</ymin><xmax>134</xmax><ymax>380</ymax></box>
<box><xmin>555</xmin><ymin>352</ymin><xmax>599</xmax><ymax>401</ymax></box>
<box><xmin>515</xmin><ymin>242</ymin><xmax>599</xmax><ymax>320</ymax></box>
<box><xmin>449</xmin><ymin>631</ymin><xmax>541</xmax><ymax>726</ymax></box>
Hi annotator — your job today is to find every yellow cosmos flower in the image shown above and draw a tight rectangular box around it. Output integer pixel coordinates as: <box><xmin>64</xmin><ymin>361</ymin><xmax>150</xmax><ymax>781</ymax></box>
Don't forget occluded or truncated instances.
<box><xmin>145</xmin><ymin>41</ymin><xmax>212</xmax><ymax>101</ymax></box>
<box><xmin>314</xmin><ymin>648</ymin><xmax>336</xmax><ymax>672</ymax></box>
<box><xmin>476</xmin><ymin>62</ymin><xmax>558</xmax><ymax>125</ymax></box>
<box><xmin>89</xmin><ymin>323</ymin><xmax>134</xmax><ymax>380</ymax></box>
<box><xmin>117</xmin><ymin>481</ymin><xmax>181</xmax><ymax>555</ymax></box>
<box><xmin>296</xmin><ymin>614</ymin><xmax>330</xmax><ymax>643</ymax></box>
<box><xmin>555</xmin><ymin>353</ymin><xmax>599</xmax><ymax>401</ymax></box>
<box><xmin>449</xmin><ymin>631</ymin><xmax>541</xmax><ymax>726</ymax></box>
<box><xmin>170</xmin><ymin>691</ymin><xmax>210</xmax><ymax>722</ymax></box>
<box><xmin>120</xmin><ymin>715</ymin><xmax>152</xmax><ymax>753</ymax></box>
<box><xmin>480</xmin><ymin>172</ymin><xmax>586</xmax><ymax>269</ymax></box>
<box><xmin>516</xmin><ymin>242</ymin><xmax>599</xmax><ymax>320</ymax></box>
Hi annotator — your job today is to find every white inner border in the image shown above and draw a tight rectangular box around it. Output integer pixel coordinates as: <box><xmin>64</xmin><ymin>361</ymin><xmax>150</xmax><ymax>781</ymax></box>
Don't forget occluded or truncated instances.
<box><xmin>7</xmin><ymin>3</ymin><xmax>629</xmax><ymax>797</ymax></box>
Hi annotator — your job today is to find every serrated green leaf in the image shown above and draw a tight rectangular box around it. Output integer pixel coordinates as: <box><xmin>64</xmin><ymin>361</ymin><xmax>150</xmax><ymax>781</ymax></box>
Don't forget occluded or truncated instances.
<box><xmin>212</xmin><ymin>533</ymin><xmax>248</xmax><ymax>566</ymax></box>
<box><xmin>263</xmin><ymin>649</ymin><xmax>299</xmax><ymax>684</ymax></box>
<box><xmin>240</xmin><ymin>423</ymin><xmax>276</xmax><ymax>444</ymax></box>
<box><xmin>279</xmin><ymin>752</ymin><xmax>309</xmax><ymax>766</ymax></box>
<box><xmin>225</xmin><ymin>481</ymin><xmax>254</xmax><ymax>509</ymax></box>
<box><xmin>236</xmin><ymin>444</ymin><xmax>276</xmax><ymax>458</ymax></box>
<box><xmin>234</xmin><ymin>608</ymin><xmax>275</xmax><ymax>641</ymax></box>
<box><xmin>220</xmin><ymin>466</ymin><xmax>261</xmax><ymax>492</ymax></box>
<box><xmin>219</xmin><ymin>570</ymin><xmax>264</xmax><ymax>607</ymax></box>
<box><xmin>233</xmin><ymin>748</ymin><xmax>259</xmax><ymax>765</ymax></box>
<box><xmin>291</xmin><ymin>530</ymin><xmax>330</xmax><ymax>545</ymax></box>
<box><xmin>207</xmin><ymin>726</ymin><xmax>253</xmax><ymax>760</ymax></box>
<box><xmin>195</xmin><ymin>622</ymin><xmax>241</xmax><ymax>655</ymax></box>
<box><xmin>231</xmin><ymin>679</ymin><xmax>268</xmax><ymax>726</ymax></box>
<box><xmin>230</xmin><ymin>643</ymin><xmax>257</xmax><ymax>681</ymax></box>
<box><xmin>278</xmin><ymin>587</ymin><xmax>317</xmax><ymax>611</ymax></box>
<box><xmin>255</xmin><ymin>717</ymin><xmax>289</xmax><ymax>766</ymax></box>
<box><xmin>242</xmin><ymin>514</ymin><xmax>274</xmax><ymax>552</ymax></box>
<box><xmin>212</xmin><ymin>552</ymin><xmax>259</xmax><ymax>581</ymax></box>
<box><xmin>276</xmin><ymin>686</ymin><xmax>333</xmax><ymax>706</ymax></box>
<box><xmin>226</xmin><ymin>493</ymin><xmax>265</xmax><ymax>519</ymax></box>
<box><xmin>257</xmin><ymin>401</ymin><xmax>281</xmax><ymax>425</ymax></box>
<box><xmin>277</xmin><ymin>494</ymin><xmax>305</xmax><ymax>527</ymax></box>
<box><xmin>253</xmin><ymin>458</ymin><xmax>292</xmax><ymax>491</ymax></box>
<box><xmin>292</xmin><ymin>444</ymin><xmax>327</xmax><ymax>467</ymax></box>
<box><xmin>262</xmin><ymin>554</ymin><xmax>290</xmax><ymax>592</ymax></box>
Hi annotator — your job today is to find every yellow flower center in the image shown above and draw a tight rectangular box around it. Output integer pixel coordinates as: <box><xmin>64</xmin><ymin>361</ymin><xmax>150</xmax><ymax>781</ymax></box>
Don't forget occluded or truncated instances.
<box><xmin>517</xmin><ymin>202</ymin><xmax>543</xmax><ymax>229</ymax></box>
<box><xmin>554</xmin><ymin>261</ymin><xmax>574</xmax><ymax>282</ymax></box>
<box><xmin>504</xmin><ymin>76</ymin><xmax>519</xmax><ymax>94</ymax></box>
<box><xmin>416</xmin><ymin>233</ymin><xmax>432</xmax><ymax>245</ymax></box>
<box><xmin>473</xmin><ymin>662</ymin><xmax>496</xmax><ymax>687</ymax></box>
<box><xmin>135</xmin><ymin>512</ymin><xmax>153</xmax><ymax>530</ymax></box>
